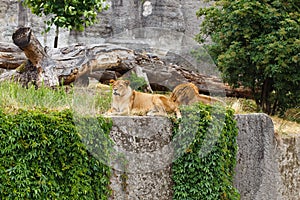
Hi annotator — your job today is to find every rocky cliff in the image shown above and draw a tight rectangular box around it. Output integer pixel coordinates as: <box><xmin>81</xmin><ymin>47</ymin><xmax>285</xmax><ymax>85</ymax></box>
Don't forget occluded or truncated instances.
<box><xmin>0</xmin><ymin>0</ymin><xmax>207</xmax><ymax>49</ymax></box>
<box><xmin>0</xmin><ymin>1</ymin><xmax>299</xmax><ymax>199</ymax></box>
<box><xmin>109</xmin><ymin>114</ymin><xmax>300</xmax><ymax>200</ymax></box>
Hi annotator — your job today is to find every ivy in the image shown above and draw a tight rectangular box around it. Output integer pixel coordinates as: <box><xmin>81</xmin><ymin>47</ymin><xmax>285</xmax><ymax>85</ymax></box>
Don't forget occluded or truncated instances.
<box><xmin>0</xmin><ymin>103</ymin><xmax>240</xmax><ymax>199</ymax></box>
<box><xmin>172</xmin><ymin>103</ymin><xmax>240</xmax><ymax>200</ymax></box>
<box><xmin>0</xmin><ymin>109</ymin><xmax>112</xmax><ymax>199</ymax></box>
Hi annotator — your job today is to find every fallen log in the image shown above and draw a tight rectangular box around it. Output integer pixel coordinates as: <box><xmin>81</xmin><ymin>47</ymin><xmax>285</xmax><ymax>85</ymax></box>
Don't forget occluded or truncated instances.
<box><xmin>0</xmin><ymin>43</ymin><xmax>26</xmax><ymax>69</ymax></box>
<box><xmin>0</xmin><ymin>27</ymin><xmax>253</xmax><ymax>99</ymax></box>
<box><xmin>12</xmin><ymin>27</ymin><xmax>59</xmax><ymax>87</ymax></box>
<box><xmin>2</xmin><ymin>27</ymin><xmax>132</xmax><ymax>87</ymax></box>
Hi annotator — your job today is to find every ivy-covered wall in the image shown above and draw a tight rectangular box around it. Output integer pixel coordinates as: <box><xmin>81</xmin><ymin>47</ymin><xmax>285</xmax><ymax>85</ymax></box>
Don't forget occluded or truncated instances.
<box><xmin>0</xmin><ymin>104</ymin><xmax>240</xmax><ymax>200</ymax></box>
<box><xmin>172</xmin><ymin>104</ymin><xmax>239</xmax><ymax>200</ymax></box>
<box><xmin>108</xmin><ymin>104</ymin><xmax>239</xmax><ymax>200</ymax></box>
<box><xmin>0</xmin><ymin>109</ymin><xmax>112</xmax><ymax>199</ymax></box>
<box><xmin>2</xmin><ymin>106</ymin><xmax>297</xmax><ymax>199</ymax></box>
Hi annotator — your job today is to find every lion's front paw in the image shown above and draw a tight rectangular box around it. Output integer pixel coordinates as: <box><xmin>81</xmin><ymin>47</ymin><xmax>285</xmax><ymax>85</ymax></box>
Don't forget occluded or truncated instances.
<box><xmin>103</xmin><ymin>112</ymin><xmax>112</xmax><ymax>117</ymax></box>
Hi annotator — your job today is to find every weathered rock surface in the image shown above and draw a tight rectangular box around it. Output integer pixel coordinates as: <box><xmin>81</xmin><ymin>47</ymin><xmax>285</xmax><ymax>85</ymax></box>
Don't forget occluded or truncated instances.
<box><xmin>109</xmin><ymin>116</ymin><xmax>173</xmax><ymax>200</ymax></box>
<box><xmin>0</xmin><ymin>0</ymin><xmax>207</xmax><ymax>48</ymax></box>
<box><xmin>108</xmin><ymin>114</ymin><xmax>299</xmax><ymax>200</ymax></box>
<box><xmin>234</xmin><ymin>114</ymin><xmax>283</xmax><ymax>200</ymax></box>
<box><xmin>235</xmin><ymin>114</ymin><xmax>300</xmax><ymax>199</ymax></box>
<box><xmin>277</xmin><ymin>135</ymin><xmax>300</xmax><ymax>199</ymax></box>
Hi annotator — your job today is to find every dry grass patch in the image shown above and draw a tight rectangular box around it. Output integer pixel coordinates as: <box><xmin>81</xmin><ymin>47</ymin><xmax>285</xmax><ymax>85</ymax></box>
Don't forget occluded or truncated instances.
<box><xmin>226</xmin><ymin>97</ymin><xmax>300</xmax><ymax>135</ymax></box>
<box><xmin>272</xmin><ymin>116</ymin><xmax>300</xmax><ymax>136</ymax></box>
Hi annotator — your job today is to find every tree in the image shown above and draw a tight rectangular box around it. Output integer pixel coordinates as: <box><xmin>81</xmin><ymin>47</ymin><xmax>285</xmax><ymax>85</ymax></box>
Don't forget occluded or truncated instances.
<box><xmin>22</xmin><ymin>0</ymin><xmax>109</xmax><ymax>48</ymax></box>
<box><xmin>196</xmin><ymin>0</ymin><xmax>300</xmax><ymax>115</ymax></box>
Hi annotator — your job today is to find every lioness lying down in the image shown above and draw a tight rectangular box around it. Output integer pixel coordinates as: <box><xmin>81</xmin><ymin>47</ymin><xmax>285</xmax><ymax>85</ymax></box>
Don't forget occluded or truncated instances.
<box><xmin>105</xmin><ymin>80</ymin><xmax>181</xmax><ymax>118</ymax></box>
<box><xmin>170</xmin><ymin>82</ymin><xmax>222</xmax><ymax>106</ymax></box>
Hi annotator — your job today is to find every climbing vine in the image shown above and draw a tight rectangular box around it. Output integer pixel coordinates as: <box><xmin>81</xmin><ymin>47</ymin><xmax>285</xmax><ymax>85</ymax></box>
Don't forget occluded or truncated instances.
<box><xmin>0</xmin><ymin>101</ymin><xmax>240</xmax><ymax>199</ymax></box>
<box><xmin>0</xmin><ymin>108</ymin><xmax>112</xmax><ymax>199</ymax></box>
<box><xmin>172</xmin><ymin>103</ymin><xmax>240</xmax><ymax>200</ymax></box>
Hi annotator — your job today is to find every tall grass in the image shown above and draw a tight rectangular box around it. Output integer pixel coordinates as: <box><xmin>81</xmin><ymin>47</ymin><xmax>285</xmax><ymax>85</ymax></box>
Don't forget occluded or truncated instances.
<box><xmin>72</xmin><ymin>86</ymin><xmax>112</xmax><ymax>116</ymax></box>
<box><xmin>0</xmin><ymin>81</ymin><xmax>111</xmax><ymax>114</ymax></box>
<box><xmin>0</xmin><ymin>81</ymin><xmax>72</xmax><ymax>111</ymax></box>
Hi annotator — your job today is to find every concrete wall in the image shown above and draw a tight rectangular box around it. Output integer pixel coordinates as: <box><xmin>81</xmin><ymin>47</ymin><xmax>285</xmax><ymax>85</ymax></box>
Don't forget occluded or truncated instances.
<box><xmin>109</xmin><ymin>114</ymin><xmax>300</xmax><ymax>200</ymax></box>
<box><xmin>234</xmin><ymin>114</ymin><xmax>300</xmax><ymax>199</ymax></box>
<box><xmin>234</xmin><ymin>114</ymin><xmax>283</xmax><ymax>200</ymax></box>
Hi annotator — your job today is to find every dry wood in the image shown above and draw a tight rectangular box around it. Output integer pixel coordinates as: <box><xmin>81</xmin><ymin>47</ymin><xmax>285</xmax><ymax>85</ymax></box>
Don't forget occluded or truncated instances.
<box><xmin>0</xmin><ymin>27</ymin><xmax>253</xmax><ymax>99</ymax></box>
<box><xmin>12</xmin><ymin>27</ymin><xmax>48</xmax><ymax>66</ymax></box>
<box><xmin>0</xmin><ymin>43</ymin><xmax>26</xmax><ymax>69</ymax></box>
<box><xmin>12</xmin><ymin>27</ymin><xmax>59</xmax><ymax>87</ymax></box>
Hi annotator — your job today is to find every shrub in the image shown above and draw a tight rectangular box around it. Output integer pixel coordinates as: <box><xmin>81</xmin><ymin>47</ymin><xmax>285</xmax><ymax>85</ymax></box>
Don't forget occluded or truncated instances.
<box><xmin>0</xmin><ymin>109</ymin><xmax>112</xmax><ymax>199</ymax></box>
<box><xmin>197</xmin><ymin>0</ymin><xmax>300</xmax><ymax>115</ymax></box>
<box><xmin>128</xmin><ymin>72</ymin><xmax>148</xmax><ymax>92</ymax></box>
<box><xmin>172</xmin><ymin>103</ymin><xmax>240</xmax><ymax>200</ymax></box>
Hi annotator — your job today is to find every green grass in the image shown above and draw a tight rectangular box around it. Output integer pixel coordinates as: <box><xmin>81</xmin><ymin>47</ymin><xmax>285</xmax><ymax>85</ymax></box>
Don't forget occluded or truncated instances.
<box><xmin>1</xmin><ymin>81</ymin><xmax>298</xmax><ymax>134</ymax></box>
<box><xmin>0</xmin><ymin>81</ymin><xmax>71</xmax><ymax>111</ymax></box>
<box><xmin>0</xmin><ymin>81</ymin><xmax>111</xmax><ymax>114</ymax></box>
<box><xmin>72</xmin><ymin>86</ymin><xmax>112</xmax><ymax>116</ymax></box>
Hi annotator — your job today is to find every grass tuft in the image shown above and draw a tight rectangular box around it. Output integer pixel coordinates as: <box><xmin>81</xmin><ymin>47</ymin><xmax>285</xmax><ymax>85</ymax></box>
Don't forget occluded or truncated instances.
<box><xmin>0</xmin><ymin>81</ymin><xmax>71</xmax><ymax>112</ymax></box>
<box><xmin>0</xmin><ymin>81</ymin><xmax>111</xmax><ymax>115</ymax></box>
<box><xmin>1</xmin><ymin>81</ymin><xmax>298</xmax><ymax>135</ymax></box>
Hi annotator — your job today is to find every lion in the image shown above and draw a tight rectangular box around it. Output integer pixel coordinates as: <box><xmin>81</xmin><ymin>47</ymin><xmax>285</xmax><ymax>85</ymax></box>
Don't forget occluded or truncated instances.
<box><xmin>170</xmin><ymin>82</ymin><xmax>222</xmax><ymax>106</ymax></box>
<box><xmin>105</xmin><ymin>80</ymin><xmax>181</xmax><ymax>118</ymax></box>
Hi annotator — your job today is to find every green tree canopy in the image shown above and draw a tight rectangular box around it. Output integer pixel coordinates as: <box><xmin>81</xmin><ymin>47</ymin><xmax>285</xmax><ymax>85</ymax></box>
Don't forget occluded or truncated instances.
<box><xmin>22</xmin><ymin>0</ymin><xmax>109</xmax><ymax>47</ymax></box>
<box><xmin>197</xmin><ymin>0</ymin><xmax>300</xmax><ymax>115</ymax></box>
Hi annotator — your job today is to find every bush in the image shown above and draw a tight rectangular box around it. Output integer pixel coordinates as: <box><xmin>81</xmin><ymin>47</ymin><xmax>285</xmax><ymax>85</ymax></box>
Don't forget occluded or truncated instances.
<box><xmin>0</xmin><ymin>109</ymin><xmax>112</xmax><ymax>199</ymax></box>
<box><xmin>197</xmin><ymin>0</ymin><xmax>300</xmax><ymax>115</ymax></box>
<box><xmin>172</xmin><ymin>103</ymin><xmax>240</xmax><ymax>200</ymax></box>
<box><xmin>0</xmin><ymin>95</ymin><xmax>240</xmax><ymax>199</ymax></box>
<box><xmin>128</xmin><ymin>72</ymin><xmax>148</xmax><ymax>92</ymax></box>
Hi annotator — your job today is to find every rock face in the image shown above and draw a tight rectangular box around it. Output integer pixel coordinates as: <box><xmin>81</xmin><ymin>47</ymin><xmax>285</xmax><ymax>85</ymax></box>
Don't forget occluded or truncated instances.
<box><xmin>109</xmin><ymin>116</ymin><xmax>174</xmax><ymax>200</ymax></box>
<box><xmin>234</xmin><ymin>114</ymin><xmax>283</xmax><ymax>200</ymax></box>
<box><xmin>0</xmin><ymin>0</ymin><xmax>206</xmax><ymax>48</ymax></box>
<box><xmin>277</xmin><ymin>135</ymin><xmax>300</xmax><ymax>199</ymax></box>
<box><xmin>0</xmin><ymin>0</ymin><xmax>221</xmax><ymax>87</ymax></box>
<box><xmin>234</xmin><ymin>114</ymin><xmax>300</xmax><ymax>199</ymax></box>
<box><xmin>109</xmin><ymin>114</ymin><xmax>300</xmax><ymax>200</ymax></box>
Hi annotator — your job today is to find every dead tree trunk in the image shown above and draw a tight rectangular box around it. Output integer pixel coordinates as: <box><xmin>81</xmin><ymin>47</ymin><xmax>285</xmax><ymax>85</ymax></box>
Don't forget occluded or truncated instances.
<box><xmin>0</xmin><ymin>43</ymin><xmax>26</xmax><ymax>69</ymax></box>
<box><xmin>0</xmin><ymin>27</ymin><xmax>253</xmax><ymax>99</ymax></box>
<box><xmin>12</xmin><ymin>27</ymin><xmax>59</xmax><ymax>87</ymax></box>
<box><xmin>12</xmin><ymin>27</ymin><xmax>48</xmax><ymax>66</ymax></box>
<box><xmin>7</xmin><ymin>27</ymin><xmax>125</xmax><ymax>88</ymax></box>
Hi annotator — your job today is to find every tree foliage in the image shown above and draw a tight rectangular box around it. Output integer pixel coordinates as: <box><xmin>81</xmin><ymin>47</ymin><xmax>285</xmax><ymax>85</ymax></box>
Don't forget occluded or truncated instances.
<box><xmin>22</xmin><ymin>0</ymin><xmax>109</xmax><ymax>32</ymax></box>
<box><xmin>196</xmin><ymin>0</ymin><xmax>300</xmax><ymax>115</ymax></box>
<box><xmin>22</xmin><ymin>0</ymin><xmax>109</xmax><ymax>47</ymax></box>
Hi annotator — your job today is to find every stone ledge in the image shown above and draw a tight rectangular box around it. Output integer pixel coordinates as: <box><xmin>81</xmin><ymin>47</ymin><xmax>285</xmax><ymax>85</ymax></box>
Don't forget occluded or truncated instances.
<box><xmin>234</xmin><ymin>114</ymin><xmax>283</xmax><ymax>200</ymax></box>
<box><xmin>109</xmin><ymin>116</ymin><xmax>173</xmax><ymax>200</ymax></box>
<box><xmin>108</xmin><ymin>114</ymin><xmax>299</xmax><ymax>200</ymax></box>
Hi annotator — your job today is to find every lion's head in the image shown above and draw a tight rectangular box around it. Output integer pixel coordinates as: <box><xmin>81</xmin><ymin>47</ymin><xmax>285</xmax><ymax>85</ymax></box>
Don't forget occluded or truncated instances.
<box><xmin>111</xmin><ymin>80</ymin><xmax>131</xmax><ymax>97</ymax></box>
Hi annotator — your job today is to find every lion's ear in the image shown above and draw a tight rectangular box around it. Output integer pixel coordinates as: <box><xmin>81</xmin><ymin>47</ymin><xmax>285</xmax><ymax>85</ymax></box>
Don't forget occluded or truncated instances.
<box><xmin>109</xmin><ymin>79</ymin><xmax>115</xmax><ymax>84</ymax></box>
<box><xmin>124</xmin><ymin>80</ymin><xmax>130</xmax><ymax>86</ymax></box>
